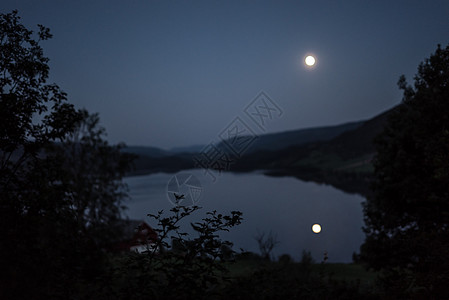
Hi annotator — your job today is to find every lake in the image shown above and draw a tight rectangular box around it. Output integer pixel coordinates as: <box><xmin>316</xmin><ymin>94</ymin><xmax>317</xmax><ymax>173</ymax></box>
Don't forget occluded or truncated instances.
<box><xmin>123</xmin><ymin>169</ymin><xmax>366</xmax><ymax>263</ymax></box>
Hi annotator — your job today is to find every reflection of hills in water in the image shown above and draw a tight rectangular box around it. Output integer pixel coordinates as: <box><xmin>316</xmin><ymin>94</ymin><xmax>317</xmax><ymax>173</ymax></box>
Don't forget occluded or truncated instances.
<box><xmin>124</xmin><ymin>106</ymin><xmax>394</xmax><ymax>197</ymax></box>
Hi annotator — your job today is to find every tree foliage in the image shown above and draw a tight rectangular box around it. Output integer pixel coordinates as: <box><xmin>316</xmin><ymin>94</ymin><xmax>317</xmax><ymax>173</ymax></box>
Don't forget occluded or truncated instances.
<box><xmin>0</xmin><ymin>10</ymin><xmax>133</xmax><ymax>299</ymax></box>
<box><xmin>361</xmin><ymin>44</ymin><xmax>449</xmax><ymax>297</ymax></box>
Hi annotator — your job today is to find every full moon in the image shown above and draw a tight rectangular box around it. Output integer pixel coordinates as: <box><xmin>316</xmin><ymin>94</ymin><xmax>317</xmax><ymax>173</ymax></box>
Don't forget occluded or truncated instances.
<box><xmin>312</xmin><ymin>223</ymin><xmax>321</xmax><ymax>234</ymax></box>
<box><xmin>305</xmin><ymin>55</ymin><xmax>316</xmax><ymax>66</ymax></box>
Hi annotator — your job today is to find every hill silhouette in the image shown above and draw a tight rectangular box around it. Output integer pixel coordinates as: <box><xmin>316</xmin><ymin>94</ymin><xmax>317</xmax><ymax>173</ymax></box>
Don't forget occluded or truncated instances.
<box><xmin>243</xmin><ymin>107</ymin><xmax>393</xmax><ymax>195</ymax></box>
<box><xmin>125</xmin><ymin>107</ymin><xmax>394</xmax><ymax>196</ymax></box>
<box><xmin>218</xmin><ymin>120</ymin><xmax>363</xmax><ymax>154</ymax></box>
<box><xmin>125</xmin><ymin>120</ymin><xmax>363</xmax><ymax>175</ymax></box>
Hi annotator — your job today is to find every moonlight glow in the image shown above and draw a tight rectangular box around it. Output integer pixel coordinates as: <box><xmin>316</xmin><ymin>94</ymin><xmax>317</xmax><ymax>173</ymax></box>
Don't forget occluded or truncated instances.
<box><xmin>305</xmin><ymin>55</ymin><xmax>316</xmax><ymax>66</ymax></box>
<box><xmin>312</xmin><ymin>223</ymin><xmax>321</xmax><ymax>234</ymax></box>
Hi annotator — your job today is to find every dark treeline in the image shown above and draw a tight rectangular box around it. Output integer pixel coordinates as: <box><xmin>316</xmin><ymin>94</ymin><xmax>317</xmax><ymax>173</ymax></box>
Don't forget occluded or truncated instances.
<box><xmin>0</xmin><ymin>10</ymin><xmax>134</xmax><ymax>299</ymax></box>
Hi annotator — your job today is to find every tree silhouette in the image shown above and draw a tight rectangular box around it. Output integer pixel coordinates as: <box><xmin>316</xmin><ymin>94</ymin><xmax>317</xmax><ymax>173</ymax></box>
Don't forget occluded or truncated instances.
<box><xmin>254</xmin><ymin>230</ymin><xmax>279</xmax><ymax>260</ymax></box>
<box><xmin>0</xmin><ymin>10</ymin><xmax>133</xmax><ymax>299</ymax></box>
<box><xmin>361</xmin><ymin>44</ymin><xmax>449</xmax><ymax>298</ymax></box>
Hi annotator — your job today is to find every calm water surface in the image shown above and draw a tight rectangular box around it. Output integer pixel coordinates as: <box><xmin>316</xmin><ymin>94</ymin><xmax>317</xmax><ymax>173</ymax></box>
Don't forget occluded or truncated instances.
<box><xmin>124</xmin><ymin>170</ymin><xmax>365</xmax><ymax>263</ymax></box>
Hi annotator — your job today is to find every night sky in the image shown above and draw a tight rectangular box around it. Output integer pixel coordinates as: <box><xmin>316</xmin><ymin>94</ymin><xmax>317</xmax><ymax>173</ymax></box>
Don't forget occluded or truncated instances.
<box><xmin>2</xmin><ymin>1</ymin><xmax>449</xmax><ymax>149</ymax></box>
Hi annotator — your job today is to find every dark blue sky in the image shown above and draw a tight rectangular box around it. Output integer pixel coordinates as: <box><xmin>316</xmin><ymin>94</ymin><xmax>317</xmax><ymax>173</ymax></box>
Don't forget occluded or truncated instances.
<box><xmin>2</xmin><ymin>1</ymin><xmax>449</xmax><ymax>149</ymax></box>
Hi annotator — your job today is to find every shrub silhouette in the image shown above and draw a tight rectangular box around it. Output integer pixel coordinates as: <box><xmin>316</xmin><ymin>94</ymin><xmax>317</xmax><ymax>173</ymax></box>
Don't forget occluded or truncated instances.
<box><xmin>106</xmin><ymin>205</ymin><xmax>243</xmax><ymax>299</ymax></box>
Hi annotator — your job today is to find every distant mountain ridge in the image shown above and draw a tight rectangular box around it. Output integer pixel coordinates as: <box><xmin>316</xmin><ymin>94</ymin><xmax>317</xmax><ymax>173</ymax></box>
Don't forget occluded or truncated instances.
<box><xmin>255</xmin><ymin>107</ymin><xmax>393</xmax><ymax>171</ymax></box>
<box><xmin>217</xmin><ymin>121</ymin><xmax>363</xmax><ymax>154</ymax></box>
<box><xmin>124</xmin><ymin>107</ymin><xmax>394</xmax><ymax>196</ymax></box>
<box><xmin>248</xmin><ymin>106</ymin><xmax>395</xmax><ymax>195</ymax></box>
<box><xmin>124</xmin><ymin>120</ymin><xmax>364</xmax><ymax>160</ymax></box>
<box><xmin>122</xmin><ymin>146</ymin><xmax>170</xmax><ymax>157</ymax></box>
<box><xmin>170</xmin><ymin>144</ymin><xmax>205</xmax><ymax>153</ymax></box>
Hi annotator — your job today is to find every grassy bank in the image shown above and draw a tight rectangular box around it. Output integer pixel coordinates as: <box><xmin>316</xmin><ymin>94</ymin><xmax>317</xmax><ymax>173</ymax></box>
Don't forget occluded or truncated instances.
<box><xmin>219</xmin><ymin>255</ymin><xmax>380</xmax><ymax>299</ymax></box>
